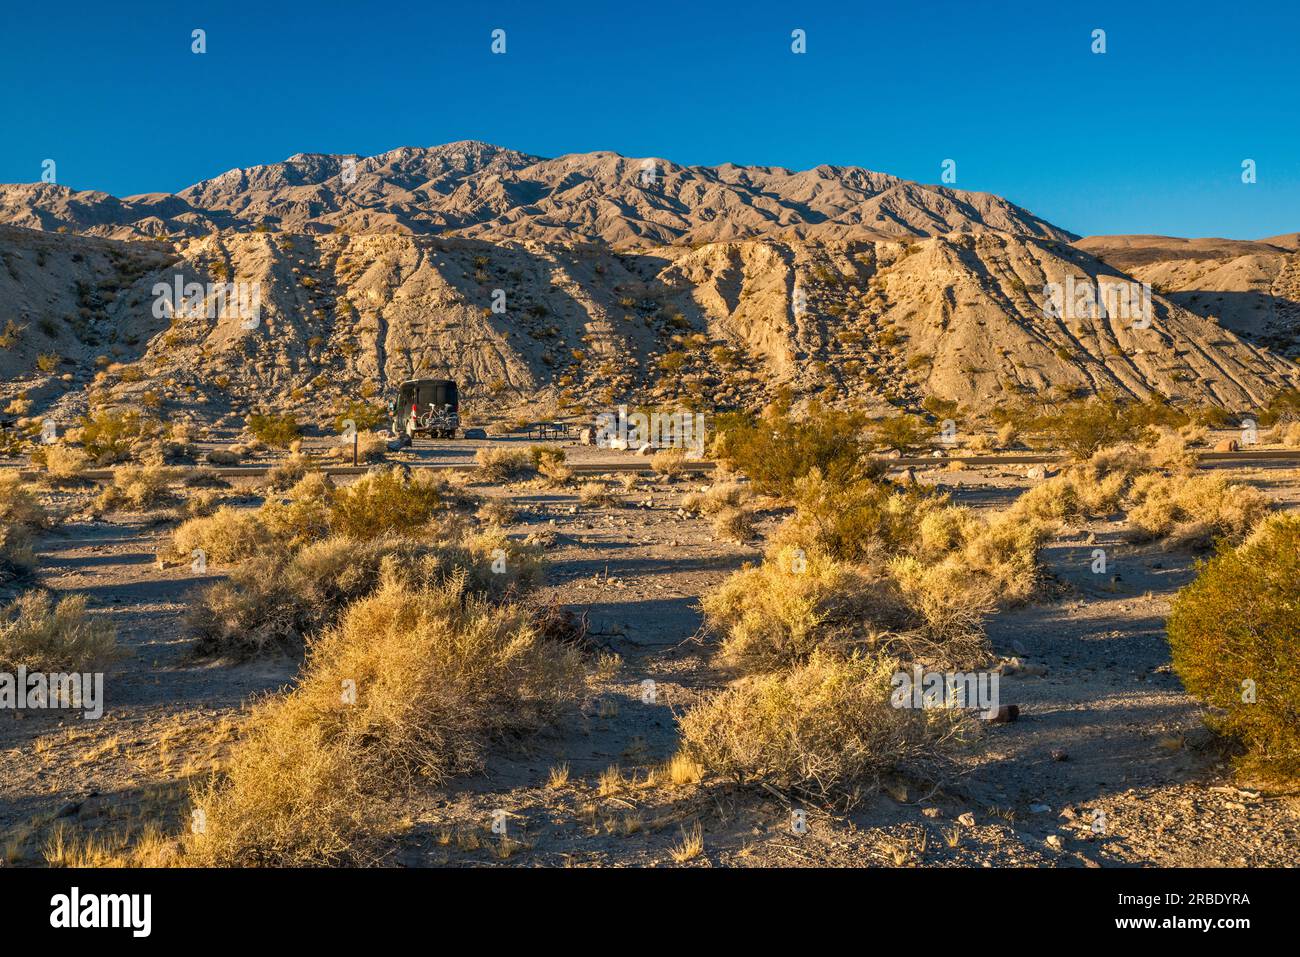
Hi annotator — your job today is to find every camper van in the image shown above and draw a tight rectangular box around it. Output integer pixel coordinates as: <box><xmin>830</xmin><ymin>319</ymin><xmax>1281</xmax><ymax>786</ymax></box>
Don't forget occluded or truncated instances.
<box><xmin>390</xmin><ymin>379</ymin><xmax>460</xmax><ymax>440</ymax></box>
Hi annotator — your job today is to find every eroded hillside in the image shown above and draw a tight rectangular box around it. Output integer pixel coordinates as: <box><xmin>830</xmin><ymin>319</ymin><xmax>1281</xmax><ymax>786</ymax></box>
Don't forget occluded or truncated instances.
<box><xmin>1</xmin><ymin>225</ymin><xmax>1295</xmax><ymax>430</ymax></box>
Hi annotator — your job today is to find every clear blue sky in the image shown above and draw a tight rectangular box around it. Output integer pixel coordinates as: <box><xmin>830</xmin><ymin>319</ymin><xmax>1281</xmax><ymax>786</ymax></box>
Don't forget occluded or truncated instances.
<box><xmin>2</xmin><ymin>0</ymin><xmax>1297</xmax><ymax>239</ymax></box>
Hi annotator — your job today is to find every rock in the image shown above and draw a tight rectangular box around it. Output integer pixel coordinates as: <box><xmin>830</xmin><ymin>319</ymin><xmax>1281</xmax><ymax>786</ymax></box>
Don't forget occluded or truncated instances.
<box><xmin>1051</xmin><ymin>749</ymin><xmax>1069</xmax><ymax>762</ymax></box>
<box><xmin>1029</xmin><ymin>803</ymin><xmax>1052</xmax><ymax>814</ymax></box>
<box><xmin>883</xmin><ymin>448</ymin><xmax>902</xmax><ymax>459</ymax></box>
<box><xmin>578</xmin><ymin>428</ymin><xmax>593</xmax><ymax>445</ymax></box>
<box><xmin>922</xmin><ymin>807</ymin><xmax>942</xmax><ymax>819</ymax></box>
<box><xmin>636</xmin><ymin>443</ymin><xmax>653</xmax><ymax>456</ymax></box>
<box><xmin>1214</xmin><ymin>438</ymin><xmax>1239</xmax><ymax>452</ymax></box>
<box><xmin>56</xmin><ymin>801</ymin><xmax>82</xmax><ymax>818</ymax></box>
<box><xmin>1045</xmin><ymin>834</ymin><xmax>1064</xmax><ymax>851</ymax></box>
<box><xmin>957</xmin><ymin>812</ymin><xmax>976</xmax><ymax>828</ymax></box>
<box><xmin>1026</xmin><ymin>464</ymin><xmax>1054</xmax><ymax>480</ymax></box>
<box><xmin>896</xmin><ymin>468</ymin><xmax>916</xmax><ymax>487</ymax></box>
<box><xmin>463</xmin><ymin>427</ymin><xmax>487</xmax><ymax>439</ymax></box>
<box><xmin>983</xmin><ymin>704</ymin><xmax>1020</xmax><ymax>723</ymax></box>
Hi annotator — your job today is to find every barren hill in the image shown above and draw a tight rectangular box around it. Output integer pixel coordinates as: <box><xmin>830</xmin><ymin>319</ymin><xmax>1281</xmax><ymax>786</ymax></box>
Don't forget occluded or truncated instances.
<box><xmin>1</xmin><ymin>224</ymin><xmax>1294</xmax><ymax>431</ymax></box>
<box><xmin>1079</xmin><ymin>234</ymin><xmax>1300</xmax><ymax>357</ymax></box>
<box><xmin>0</xmin><ymin>142</ymin><xmax>1074</xmax><ymax>246</ymax></box>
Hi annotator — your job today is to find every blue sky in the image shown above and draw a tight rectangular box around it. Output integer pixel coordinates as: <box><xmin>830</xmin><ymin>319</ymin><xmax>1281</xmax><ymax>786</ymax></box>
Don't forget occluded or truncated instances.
<box><xmin>2</xmin><ymin>0</ymin><xmax>1297</xmax><ymax>239</ymax></box>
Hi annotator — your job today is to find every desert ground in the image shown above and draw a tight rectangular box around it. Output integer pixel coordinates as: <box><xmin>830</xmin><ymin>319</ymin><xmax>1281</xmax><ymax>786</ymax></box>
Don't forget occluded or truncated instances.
<box><xmin>3</xmin><ymin>433</ymin><xmax>1296</xmax><ymax>868</ymax></box>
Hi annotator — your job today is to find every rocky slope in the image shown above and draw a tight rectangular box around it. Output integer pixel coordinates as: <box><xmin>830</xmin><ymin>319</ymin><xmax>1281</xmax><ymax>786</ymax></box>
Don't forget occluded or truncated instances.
<box><xmin>1079</xmin><ymin>235</ymin><xmax>1300</xmax><ymax>358</ymax></box>
<box><xmin>0</xmin><ymin>142</ymin><xmax>1074</xmax><ymax>246</ymax></box>
<box><xmin>1</xmin><ymin>224</ymin><xmax>1294</xmax><ymax>430</ymax></box>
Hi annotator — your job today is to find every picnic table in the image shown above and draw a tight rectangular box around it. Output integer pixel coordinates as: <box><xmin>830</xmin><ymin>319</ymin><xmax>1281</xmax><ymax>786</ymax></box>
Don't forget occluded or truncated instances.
<box><xmin>527</xmin><ymin>421</ymin><xmax>572</xmax><ymax>440</ymax></box>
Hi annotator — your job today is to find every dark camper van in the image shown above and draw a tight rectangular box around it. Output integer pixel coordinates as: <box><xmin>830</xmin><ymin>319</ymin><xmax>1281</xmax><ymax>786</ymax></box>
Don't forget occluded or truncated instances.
<box><xmin>390</xmin><ymin>379</ymin><xmax>460</xmax><ymax>440</ymax></box>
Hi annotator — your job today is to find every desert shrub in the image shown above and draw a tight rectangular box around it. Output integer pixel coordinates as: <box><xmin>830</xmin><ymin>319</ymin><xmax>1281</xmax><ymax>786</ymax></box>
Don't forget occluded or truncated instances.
<box><xmin>476</xmin><ymin>498</ymin><xmax>517</xmax><ymax>526</ymax></box>
<box><xmin>187</xmin><ymin>523</ymin><xmax>541</xmax><ymax>658</ymax></box>
<box><xmin>712</xmin><ymin>506</ymin><xmax>754</xmax><ymax>543</ymax></box>
<box><xmin>476</xmin><ymin>447</ymin><xmax>534</xmax><ymax>482</ymax></box>
<box><xmin>578</xmin><ymin>481</ymin><xmax>617</xmax><ymax>507</ymax></box>
<box><xmin>257</xmin><ymin>474</ymin><xmax>334</xmax><ymax>550</ymax></box>
<box><xmin>1259</xmin><ymin>387</ymin><xmax>1300</xmax><ymax>426</ymax></box>
<box><xmin>1167</xmin><ymin>513</ymin><xmax>1300</xmax><ymax>780</ymax></box>
<box><xmin>173</xmin><ymin>506</ymin><xmax>275</xmax><ymax>565</ymax></box>
<box><xmin>0</xmin><ymin>474</ymin><xmax>48</xmax><ymax>538</ymax></box>
<box><xmin>333</xmin><ymin>400</ymin><xmax>387</xmax><ymax>433</ymax></box>
<box><xmin>0</xmin><ymin>591</ymin><xmax>117</xmax><ymax>672</ymax></box>
<box><xmin>703</xmin><ymin>546</ymin><xmax>911</xmax><ymax>673</ymax></box>
<box><xmin>529</xmin><ymin>445</ymin><xmax>571</xmax><ymax>485</ymax></box>
<box><xmin>265</xmin><ymin>454</ymin><xmax>313</xmax><ymax>491</ymax></box>
<box><xmin>677</xmin><ymin>650</ymin><xmax>969</xmax><ymax>803</ymax></box>
<box><xmin>186</xmin><ymin>572</ymin><xmax>585</xmax><ymax>864</ymax></box>
<box><xmin>1030</xmin><ymin>395</ymin><xmax>1149</xmax><ymax>460</ymax></box>
<box><xmin>771</xmin><ymin>470</ymin><xmax>927</xmax><ymax>564</ymax></box>
<box><xmin>96</xmin><ymin>465</ymin><xmax>177</xmax><ymax>511</ymax></box>
<box><xmin>1126</xmin><ymin>473</ymin><xmax>1271</xmax><ymax>548</ymax></box>
<box><xmin>1010</xmin><ymin>446</ymin><xmax>1149</xmax><ymax>523</ymax></box>
<box><xmin>327</xmin><ymin>468</ymin><xmax>446</xmax><ymax>539</ymax></box>
<box><xmin>246</xmin><ymin>412</ymin><xmax>300</xmax><ymax>449</ymax></box>
<box><xmin>650</xmin><ymin>448</ymin><xmax>687</xmax><ymax>479</ymax></box>
<box><xmin>205</xmin><ymin>447</ymin><xmax>243</xmax><ymax>466</ymax></box>
<box><xmin>78</xmin><ymin>409</ymin><xmax>153</xmax><ymax>463</ymax></box>
<box><xmin>682</xmin><ymin>481</ymin><xmax>750</xmax><ymax>515</ymax></box>
<box><xmin>42</xmin><ymin>445</ymin><xmax>90</xmax><ymax>483</ymax></box>
<box><xmin>713</xmin><ymin>401</ymin><xmax>875</xmax><ymax>497</ymax></box>
<box><xmin>869</xmin><ymin>414</ymin><xmax>930</xmax><ymax>452</ymax></box>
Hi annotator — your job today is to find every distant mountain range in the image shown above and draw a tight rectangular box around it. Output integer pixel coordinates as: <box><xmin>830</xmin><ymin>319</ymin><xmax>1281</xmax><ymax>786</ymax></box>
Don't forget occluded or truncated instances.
<box><xmin>0</xmin><ymin>141</ymin><xmax>1075</xmax><ymax>245</ymax></box>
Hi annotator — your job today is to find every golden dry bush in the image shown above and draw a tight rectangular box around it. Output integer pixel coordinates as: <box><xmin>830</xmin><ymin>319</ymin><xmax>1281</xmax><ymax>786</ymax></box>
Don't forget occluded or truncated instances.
<box><xmin>578</xmin><ymin>481</ymin><xmax>617</xmax><ymax>507</ymax></box>
<box><xmin>475</xmin><ymin>498</ymin><xmax>517</xmax><ymax>526</ymax></box>
<box><xmin>650</xmin><ymin>448</ymin><xmax>687</xmax><ymax>479</ymax></box>
<box><xmin>173</xmin><ymin>506</ymin><xmax>274</xmax><ymax>565</ymax></box>
<box><xmin>1168</xmin><ymin>512</ymin><xmax>1300</xmax><ymax>781</ymax></box>
<box><xmin>187</xmin><ymin>523</ymin><xmax>541</xmax><ymax>658</ymax></box>
<box><xmin>326</xmin><ymin>468</ymin><xmax>446</xmax><ymax>539</ymax></box>
<box><xmin>0</xmin><ymin>475</ymin><xmax>47</xmax><ymax>583</ymax></box>
<box><xmin>702</xmin><ymin>546</ymin><xmax>910</xmax><ymax>673</ymax></box>
<box><xmin>0</xmin><ymin>591</ymin><xmax>117</xmax><ymax>672</ymax></box>
<box><xmin>682</xmin><ymin>481</ymin><xmax>750</xmax><ymax>515</ymax></box>
<box><xmin>186</xmin><ymin>572</ymin><xmax>586</xmax><ymax>865</ymax></box>
<box><xmin>42</xmin><ymin>445</ymin><xmax>90</xmax><ymax>483</ymax></box>
<box><xmin>1010</xmin><ymin>446</ymin><xmax>1149</xmax><ymax>523</ymax></box>
<box><xmin>711</xmin><ymin>506</ymin><xmax>754</xmax><ymax>543</ymax></box>
<box><xmin>95</xmin><ymin>465</ymin><xmax>177</xmax><ymax>512</ymax></box>
<box><xmin>1126</xmin><ymin>473</ymin><xmax>1272</xmax><ymax>548</ymax></box>
<box><xmin>264</xmin><ymin>453</ymin><xmax>313</xmax><ymax>491</ymax></box>
<box><xmin>476</xmin><ymin>447</ymin><xmax>534</xmax><ymax>482</ymax></box>
<box><xmin>677</xmin><ymin>650</ymin><xmax>969</xmax><ymax>803</ymax></box>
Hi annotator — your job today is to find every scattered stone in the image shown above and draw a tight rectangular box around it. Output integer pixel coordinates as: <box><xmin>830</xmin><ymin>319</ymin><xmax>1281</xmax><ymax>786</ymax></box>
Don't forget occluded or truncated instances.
<box><xmin>957</xmin><ymin>812</ymin><xmax>976</xmax><ymax>828</ymax></box>
<box><xmin>983</xmin><ymin>704</ymin><xmax>1020</xmax><ymax>724</ymax></box>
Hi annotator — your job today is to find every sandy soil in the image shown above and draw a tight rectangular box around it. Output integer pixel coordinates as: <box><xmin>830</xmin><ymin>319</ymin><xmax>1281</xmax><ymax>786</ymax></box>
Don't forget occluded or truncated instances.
<box><xmin>2</xmin><ymin>447</ymin><xmax>1298</xmax><ymax>868</ymax></box>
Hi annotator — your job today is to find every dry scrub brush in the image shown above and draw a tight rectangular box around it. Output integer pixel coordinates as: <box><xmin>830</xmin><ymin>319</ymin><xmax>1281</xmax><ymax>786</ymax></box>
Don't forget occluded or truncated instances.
<box><xmin>0</xmin><ymin>475</ymin><xmax>49</xmax><ymax>582</ymax></box>
<box><xmin>1010</xmin><ymin>445</ymin><xmax>1271</xmax><ymax>548</ymax></box>
<box><xmin>95</xmin><ymin>465</ymin><xmax>178</xmax><ymax>512</ymax></box>
<box><xmin>678</xmin><ymin>650</ymin><xmax>972</xmax><ymax>805</ymax></box>
<box><xmin>1167</xmin><ymin>512</ymin><xmax>1300</xmax><ymax>782</ymax></box>
<box><xmin>185</xmin><ymin>570</ymin><xmax>586</xmax><ymax>865</ymax></box>
<box><xmin>188</xmin><ymin>522</ymin><xmax>541</xmax><ymax>658</ymax></box>
<box><xmin>0</xmin><ymin>591</ymin><xmax>117</xmax><ymax>672</ymax></box>
<box><xmin>476</xmin><ymin>447</ymin><xmax>535</xmax><ymax>482</ymax></box>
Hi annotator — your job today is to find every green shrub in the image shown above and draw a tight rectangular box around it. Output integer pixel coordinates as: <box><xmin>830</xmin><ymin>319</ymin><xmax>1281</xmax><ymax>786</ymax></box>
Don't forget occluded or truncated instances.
<box><xmin>1167</xmin><ymin>513</ymin><xmax>1300</xmax><ymax>780</ymax></box>
<box><xmin>246</xmin><ymin>412</ymin><xmax>301</xmax><ymax>448</ymax></box>
<box><xmin>78</xmin><ymin>409</ymin><xmax>153</xmax><ymax>463</ymax></box>
<box><xmin>713</xmin><ymin>401</ymin><xmax>876</xmax><ymax>497</ymax></box>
